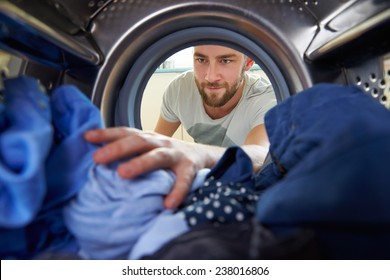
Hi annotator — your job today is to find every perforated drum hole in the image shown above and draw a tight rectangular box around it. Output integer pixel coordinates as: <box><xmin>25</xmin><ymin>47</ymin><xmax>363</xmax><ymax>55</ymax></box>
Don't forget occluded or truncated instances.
<box><xmin>364</xmin><ymin>82</ymin><xmax>370</xmax><ymax>91</ymax></box>
<box><xmin>356</xmin><ymin>76</ymin><xmax>362</xmax><ymax>85</ymax></box>
<box><xmin>381</xmin><ymin>95</ymin><xmax>387</xmax><ymax>104</ymax></box>
<box><xmin>379</xmin><ymin>79</ymin><xmax>386</xmax><ymax>89</ymax></box>
<box><xmin>371</xmin><ymin>88</ymin><xmax>379</xmax><ymax>98</ymax></box>
<box><xmin>370</xmin><ymin>73</ymin><xmax>377</xmax><ymax>82</ymax></box>
<box><xmin>304</xmin><ymin>0</ymin><xmax>319</xmax><ymax>5</ymax></box>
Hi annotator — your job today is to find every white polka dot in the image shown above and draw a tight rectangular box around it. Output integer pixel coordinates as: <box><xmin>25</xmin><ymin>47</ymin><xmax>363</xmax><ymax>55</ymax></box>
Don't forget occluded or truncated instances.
<box><xmin>195</xmin><ymin>207</ymin><xmax>203</xmax><ymax>214</ymax></box>
<box><xmin>224</xmin><ymin>205</ymin><xmax>232</xmax><ymax>214</ymax></box>
<box><xmin>204</xmin><ymin>181</ymin><xmax>210</xmax><ymax>187</ymax></box>
<box><xmin>214</xmin><ymin>194</ymin><xmax>220</xmax><ymax>200</ymax></box>
<box><xmin>206</xmin><ymin>210</ymin><xmax>214</xmax><ymax>219</ymax></box>
<box><xmin>240</xmin><ymin>187</ymin><xmax>246</xmax><ymax>193</ymax></box>
<box><xmin>236</xmin><ymin>212</ymin><xmax>244</xmax><ymax>221</ymax></box>
<box><xmin>209</xmin><ymin>193</ymin><xmax>215</xmax><ymax>199</ymax></box>
<box><xmin>213</xmin><ymin>201</ymin><xmax>221</xmax><ymax>208</ymax></box>
<box><xmin>217</xmin><ymin>187</ymin><xmax>222</xmax><ymax>193</ymax></box>
<box><xmin>230</xmin><ymin>199</ymin><xmax>237</xmax><ymax>205</ymax></box>
<box><xmin>203</xmin><ymin>198</ymin><xmax>211</xmax><ymax>204</ymax></box>
<box><xmin>189</xmin><ymin>216</ymin><xmax>197</xmax><ymax>226</ymax></box>
<box><xmin>216</xmin><ymin>181</ymin><xmax>222</xmax><ymax>187</ymax></box>
<box><xmin>192</xmin><ymin>196</ymin><xmax>197</xmax><ymax>202</ymax></box>
<box><xmin>187</xmin><ymin>205</ymin><xmax>194</xmax><ymax>211</ymax></box>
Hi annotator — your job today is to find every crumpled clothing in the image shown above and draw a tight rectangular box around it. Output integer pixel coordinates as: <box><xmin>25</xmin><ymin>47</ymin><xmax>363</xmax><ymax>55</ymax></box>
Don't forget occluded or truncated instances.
<box><xmin>0</xmin><ymin>77</ymin><xmax>102</xmax><ymax>259</ymax></box>
<box><xmin>63</xmin><ymin>146</ymin><xmax>260</xmax><ymax>260</ymax></box>
<box><xmin>63</xmin><ymin>163</ymin><xmax>209</xmax><ymax>260</ymax></box>
<box><xmin>256</xmin><ymin>83</ymin><xmax>389</xmax><ymax>188</ymax></box>
<box><xmin>180</xmin><ymin>146</ymin><xmax>258</xmax><ymax>227</ymax></box>
<box><xmin>0</xmin><ymin>77</ymin><xmax>52</xmax><ymax>227</ymax></box>
<box><xmin>256</xmin><ymin>83</ymin><xmax>390</xmax><ymax>259</ymax></box>
<box><xmin>133</xmin><ymin>146</ymin><xmax>259</xmax><ymax>259</ymax></box>
<box><xmin>43</xmin><ymin>85</ymin><xmax>102</xmax><ymax>210</ymax></box>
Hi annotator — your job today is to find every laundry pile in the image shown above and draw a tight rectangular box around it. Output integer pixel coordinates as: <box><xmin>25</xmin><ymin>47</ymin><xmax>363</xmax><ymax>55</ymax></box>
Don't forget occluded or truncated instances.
<box><xmin>0</xmin><ymin>76</ymin><xmax>262</xmax><ymax>260</ymax></box>
<box><xmin>256</xmin><ymin>83</ymin><xmax>390</xmax><ymax>259</ymax></box>
<box><xmin>2</xmin><ymin>78</ymin><xmax>390</xmax><ymax>260</ymax></box>
<box><xmin>145</xmin><ymin>84</ymin><xmax>390</xmax><ymax>260</ymax></box>
<box><xmin>0</xmin><ymin>76</ymin><xmax>102</xmax><ymax>259</ymax></box>
<box><xmin>63</xmin><ymin>145</ymin><xmax>261</xmax><ymax>259</ymax></box>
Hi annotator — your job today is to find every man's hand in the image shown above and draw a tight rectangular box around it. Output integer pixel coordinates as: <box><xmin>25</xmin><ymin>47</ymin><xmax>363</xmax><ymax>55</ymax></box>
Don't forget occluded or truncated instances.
<box><xmin>84</xmin><ymin>127</ymin><xmax>215</xmax><ymax>209</ymax></box>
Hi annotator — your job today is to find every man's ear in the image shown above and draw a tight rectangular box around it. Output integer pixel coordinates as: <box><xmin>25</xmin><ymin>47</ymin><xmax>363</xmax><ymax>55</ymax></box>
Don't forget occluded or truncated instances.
<box><xmin>245</xmin><ymin>57</ymin><xmax>255</xmax><ymax>70</ymax></box>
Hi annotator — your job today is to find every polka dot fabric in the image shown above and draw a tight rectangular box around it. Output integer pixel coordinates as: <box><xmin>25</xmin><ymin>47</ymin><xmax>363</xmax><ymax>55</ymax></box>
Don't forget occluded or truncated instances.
<box><xmin>178</xmin><ymin>146</ymin><xmax>259</xmax><ymax>227</ymax></box>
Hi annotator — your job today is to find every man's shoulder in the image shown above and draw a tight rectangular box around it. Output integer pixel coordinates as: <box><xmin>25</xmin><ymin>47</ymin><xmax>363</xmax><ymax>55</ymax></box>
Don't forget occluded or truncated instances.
<box><xmin>244</xmin><ymin>72</ymin><xmax>274</xmax><ymax>98</ymax></box>
<box><xmin>172</xmin><ymin>70</ymin><xmax>194</xmax><ymax>84</ymax></box>
<box><xmin>165</xmin><ymin>70</ymin><xmax>195</xmax><ymax>96</ymax></box>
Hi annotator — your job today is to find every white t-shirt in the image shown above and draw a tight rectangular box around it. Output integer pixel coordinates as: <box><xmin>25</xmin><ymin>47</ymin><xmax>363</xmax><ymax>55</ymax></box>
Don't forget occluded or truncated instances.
<box><xmin>160</xmin><ymin>70</ymin><xmax>276</xmax><ymax>147</ymax></box>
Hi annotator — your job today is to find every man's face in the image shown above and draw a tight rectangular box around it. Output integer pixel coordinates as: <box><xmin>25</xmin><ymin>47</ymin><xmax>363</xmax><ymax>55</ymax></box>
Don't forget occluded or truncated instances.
<box><xmin>193</xmin><ymin>45</ymin><xmax>253</xmax><ymax>107</ymax></box>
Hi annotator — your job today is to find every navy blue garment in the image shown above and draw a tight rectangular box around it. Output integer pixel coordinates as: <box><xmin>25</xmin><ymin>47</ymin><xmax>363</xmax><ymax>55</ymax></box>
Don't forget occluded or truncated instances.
<box><xmin>180</xmin><ymin>146</ymin><xmax>259</xmax><ymax>227</ymax></box>
<box><xmin>257</xmin><ymin>83</ymin><xmax>390</xmax><ymax>187</ymax></box>
<box><xmin>0</xmin><ymin>77</ymin><xmax>53</xmax><ymax>228</ymax></box>
<box><xmin>256</xmin><ymin>83</ymin><xmax>390</xmax><ymax>259</ymax></box>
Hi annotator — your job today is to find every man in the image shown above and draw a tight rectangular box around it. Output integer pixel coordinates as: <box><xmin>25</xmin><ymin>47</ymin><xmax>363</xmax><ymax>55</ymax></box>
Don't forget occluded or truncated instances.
<box><xmin>155</xmin><ymin>45</ymin><xmax>276</xmax><ymax>147</ymax></box>
<box><xmin>84</xmin><ymin>45</ymin><xmax>276</xmax><ymax>210</ymax></box>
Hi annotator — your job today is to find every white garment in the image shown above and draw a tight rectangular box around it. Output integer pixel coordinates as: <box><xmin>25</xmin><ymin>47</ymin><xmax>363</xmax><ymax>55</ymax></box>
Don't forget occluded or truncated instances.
<box><xmin>161</xmin><ymin>70</ymin><xmax>276</xmax><ymax>147</ymax></box>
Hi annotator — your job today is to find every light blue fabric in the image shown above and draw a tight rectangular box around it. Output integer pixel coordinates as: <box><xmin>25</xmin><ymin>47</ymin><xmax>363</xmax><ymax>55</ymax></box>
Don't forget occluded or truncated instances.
<box><xmin>129</xmin><ymin>212</ymin><xmax>189</xmax><ymax>260</ymax></box>
<box><xmin>0</xmin><ymin>77</ymin><xmax>52</xmax><ymax>227</ymax></box>
<box><xmin>129</xmin><ymin>168</ymin><xmax>210</xmax><ymax>259</ymax></box>
<box><xmin>63</xmin><ymin>164</ymin><xmax>175</xmax><ymax>259</ymax></box>
<box><xmin>63</xmin><ymin>165</ymin><xmax>209</xmax><ymax>260</ymax></box>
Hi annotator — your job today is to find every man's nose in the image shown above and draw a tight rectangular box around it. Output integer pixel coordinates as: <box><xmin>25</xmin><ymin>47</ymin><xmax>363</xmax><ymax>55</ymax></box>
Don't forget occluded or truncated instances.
<box><xmin>205</xmin><ymin>63</ymin><xmax>220</xmax><ymax>82</ymax></box>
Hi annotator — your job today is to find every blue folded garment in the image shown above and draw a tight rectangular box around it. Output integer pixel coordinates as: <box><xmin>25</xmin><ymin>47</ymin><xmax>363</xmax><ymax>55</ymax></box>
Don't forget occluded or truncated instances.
<box><xmin>256</xmin><ymin>83</ymin><xmax>390</xmax><ymax>259</ymax></box>
<box><xmin>0</xmin><ymin>77</ymin><xmax>52</xmax><ymax>227</ymax></box>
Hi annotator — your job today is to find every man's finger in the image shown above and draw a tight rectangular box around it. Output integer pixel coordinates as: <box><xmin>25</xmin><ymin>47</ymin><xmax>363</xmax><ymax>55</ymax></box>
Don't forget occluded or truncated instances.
<box><xmin>164</xmin><ymin>173</ymin><xmax>194</xmax><ymax>209</ymax></box>
<box><xmin>84</xmin><ymin>127</ymin><xmax>138</xmax><ymax>143</ymax></box>
<box><xmin>116</xmin><ymin>147</ymin><xmax>177</xmax><ymax>178</ymax></box>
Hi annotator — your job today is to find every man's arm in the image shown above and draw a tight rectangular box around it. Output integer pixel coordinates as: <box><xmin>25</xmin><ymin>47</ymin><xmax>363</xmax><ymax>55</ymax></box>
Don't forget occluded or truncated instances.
<box><xmin>154</xmin><ymin>115</ymin><xmax>181</xmax><ymax>137</ymax></box>
<box><xmin>242</xmin><ymin>124</ymin><xmax>270</xmax><ymax>171</ymax></box>
<box><xmin>84</xmin><ymin>124</ymin><xmax>269</xmax><ymax>209</ymax></box>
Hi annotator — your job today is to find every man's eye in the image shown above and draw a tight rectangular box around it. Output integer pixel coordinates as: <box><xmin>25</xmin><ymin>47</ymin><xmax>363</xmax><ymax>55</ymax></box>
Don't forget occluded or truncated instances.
<box><xmin>196</xmin><ymin>58</ymin><xmax>206</xmax><ymax>63</ymax></box>
<box><xmin>221</xmin><ymin>59</ymin><xmax>232</xmax><ymax>64</ymax></box>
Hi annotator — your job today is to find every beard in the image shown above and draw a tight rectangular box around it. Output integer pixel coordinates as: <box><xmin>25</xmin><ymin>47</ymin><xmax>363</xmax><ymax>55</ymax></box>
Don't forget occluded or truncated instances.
<box><xmin>195</xmin><ymin>69</ymin><xmax>245</xmax><ymax>108</ymax></box>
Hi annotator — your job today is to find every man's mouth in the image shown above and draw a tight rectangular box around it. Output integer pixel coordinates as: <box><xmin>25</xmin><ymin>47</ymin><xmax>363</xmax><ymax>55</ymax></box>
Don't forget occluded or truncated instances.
<box><xmin>206</xmin><ymin>84</ymin><xmax>222</xmax><ymax>90</ymax></box>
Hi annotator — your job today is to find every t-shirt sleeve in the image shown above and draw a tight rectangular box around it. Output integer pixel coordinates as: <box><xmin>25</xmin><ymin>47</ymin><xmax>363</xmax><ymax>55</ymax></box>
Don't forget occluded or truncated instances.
<box><xmin>249</xmin><ymin>84</ymin><xmax>277</xmax><ymax>129</ymax></box>
<box><xmin>160</xmin><ymin>79</ymin><xmax>181</xmax><ymax>123</ymax></box>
